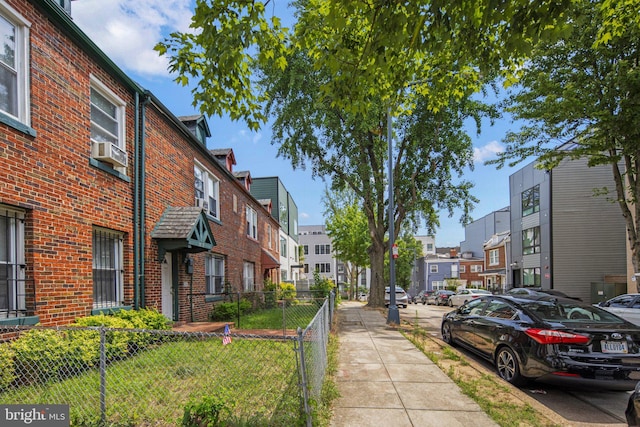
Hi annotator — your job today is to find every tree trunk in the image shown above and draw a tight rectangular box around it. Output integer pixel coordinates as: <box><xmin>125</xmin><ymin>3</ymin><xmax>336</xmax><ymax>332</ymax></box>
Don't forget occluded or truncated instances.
<box><xmin>367</xmin><ymin>239</ymin><xmax>387</xmax><ymax>307</ymax></box>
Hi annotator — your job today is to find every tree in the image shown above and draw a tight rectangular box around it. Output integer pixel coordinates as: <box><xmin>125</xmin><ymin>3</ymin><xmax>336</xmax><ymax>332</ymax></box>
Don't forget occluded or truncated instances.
<box><xmin>384</xmin><ymin>232</ymin><xmax>424</xmax><ymax>291</ymax></box>
<box><xmin>322</xmin><ymin>187</ymin><xmax>370</xmax><ymax>300</ymax></box>
<box><xmin>488</xmin><ymin>0</ymin><xmax>640</xmax><ymax>289</ymax></box>
<box><xmin>156</xmin><ymin>1</ymin><xmax>574</xmax><ymax>306</ymax></box>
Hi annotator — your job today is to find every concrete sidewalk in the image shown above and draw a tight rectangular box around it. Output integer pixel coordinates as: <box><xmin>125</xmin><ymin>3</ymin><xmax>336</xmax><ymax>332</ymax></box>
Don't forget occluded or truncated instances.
<box><xmin>330</xmin><ymin>301</ymin><xmax>497</xmax><ymax>427</ymax></box>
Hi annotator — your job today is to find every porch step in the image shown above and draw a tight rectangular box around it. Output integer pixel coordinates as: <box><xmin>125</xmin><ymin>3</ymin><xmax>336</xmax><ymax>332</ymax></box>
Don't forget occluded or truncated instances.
<box><xmin>172</xmin><ymin>321</ymin><xmax>233</xmax><ymax>333</ymax></box>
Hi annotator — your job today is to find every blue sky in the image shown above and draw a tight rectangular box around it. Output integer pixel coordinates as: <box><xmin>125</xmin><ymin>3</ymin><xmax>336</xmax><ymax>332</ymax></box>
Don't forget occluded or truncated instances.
<box><xmin>72</xmin><ymin>0</ymin><xmax>523</xmax><ymax>247</ymax></box>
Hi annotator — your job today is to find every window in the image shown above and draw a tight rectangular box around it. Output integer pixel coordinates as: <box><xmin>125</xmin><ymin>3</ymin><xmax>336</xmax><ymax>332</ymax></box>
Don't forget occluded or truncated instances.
<box><xmin>0</xmin><ymin>4</ymin><xmax>29</xmax><ymax>126</ymax></box>
<box><xmin>90</xmin><ymin>78</ymin><xmax>127</xmax><ymax>169</ymax></box>
<box><xmin>522</xmin><ymin>185</ymin><xmax>540</xmax><ymax>217</ymax></box>
<box><xmin>267</xmin><ymin>224</ymin><xmax>272</xmax><ymax>249</ymax></box>
<box><xmin>485</xmin><ymin>300</ymin><xmax>517</xmax><ymax>320</ymax></box>
<box><xmin>233</xmin><ymin>194</ymin><xmax>237</xmax><ymax>213</ymax></box>
<box><xmin>243</xmin><ymin>261</ymin><xmax>254</xmax><ymax>291</ymax></box>
<box><xmin>451</xmin><ymin>264</ymin><xmax>458</xmax><ymax>278</ymax></box>
<box><xmin>459</xmin><ymin>298</ymin><xmax>486</xmax><ymax>316</ymax></box>
<box><xmin>315</xmin><ymin>244</ymin><xmax>331</xmax><ymax>255</ymax></box>
<box><xmin>471</xmin><ymin>265</ymin><xmax>483</xmax><ymax>273</ymax></box>
<box><xmin>522</xmin><ymin>226</ymin><xmax>541</xmax><ymax>255</ymax></box>
<box><xmin>194</xmin><ymin>164</ymin><xmax>220</xmax><ymax>219</ymax></box>
<box><xmin>0</xmin><ymin>206</ymin><xmax>25</xmax><ymax>317</ymax></box>
<box><xmin>205</xmin><ymin>255</ymin><xmax>225</xmax><ymax>294</ymax></box>
<box><xmin>281</xmin><ymin>270</ymin><xmax>288</xmax><ymax>281</ymax></box>
<box><xmin>429</xmin><ymin>264</ymin><xmax>438</xmax><ymax>273</ymax></box>
<box><xmin>246</xmin><ymin>206</ymin><xmax>257</xmax><ymax>239</ymax></box>
<box><xmin>315</xmin><ymin>263</ymin><xmax>331</xmax><ymax>273</ymax></box>
<box><xmin>280</xmin><ymin>236</ymin><xmax>287</xmax><ymax>257</ymax></box>
<box><xmin>360</xmin><ymin>274</ymin><xmax>367</xmax><ymax>285</ymax></box>
<box><xmin>523</xmin><ymin>267</ymin><xmax>541</xmax><ymax>286</ymax></box>
<box><xmin>93</xmin><ymin>228</ymin><xmax>123</xmax><ymax>308</ymax></box>
<box><xmin>471</xmin><ymin>280</ymin><xmax>483</xmax><ymax>288</ymax></box>
<box><xmin>303</xmin><ymin>245</ymin><xmax>308</xmax><ymax>255</ymax></box>
<box><xmin>489</xmin><ymin>249</ymin><xmax>499</xmax><ymax>266</ymax></box>
<box><xmin>426</xmin><ymin>243</ymin><xmax>433</xmax><ymax>252</ymax></box>
<box><xmin>459</xmin><ymin>265</ymin><xmax>466</xmax><ymax>273</ymax></box>
<box><xmin>303</xmin><ymin>264</ymin><xmax>309</xmax><ymax>274</ymax></box>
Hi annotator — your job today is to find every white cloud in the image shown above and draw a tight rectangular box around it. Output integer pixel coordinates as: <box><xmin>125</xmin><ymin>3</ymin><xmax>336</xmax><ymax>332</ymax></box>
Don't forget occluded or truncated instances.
<box><xmin>473</xmin><ymin>141</ymin><xmax>504</xmax><ymax>163</ymax></box>
<box><xmin>72</xmin><ymin>0</ymin><xmax>193</xmax><ymax>77</ymax></box>
<box><xmin>299</xmin><ymin>212</ymin><xmax>310</xmax><ymax>219</ymax></box>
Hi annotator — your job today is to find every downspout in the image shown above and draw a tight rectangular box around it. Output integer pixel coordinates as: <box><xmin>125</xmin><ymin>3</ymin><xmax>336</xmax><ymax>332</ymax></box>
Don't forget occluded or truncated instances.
<box><xmin>139</xmin><ymin>91</ymin><xmax>151</xmax><ymax>308</ymax></box>
<box><xmin>134</xmin><ymin>92</ymin><xmax>140</xmax><ymax>309</ymax></box>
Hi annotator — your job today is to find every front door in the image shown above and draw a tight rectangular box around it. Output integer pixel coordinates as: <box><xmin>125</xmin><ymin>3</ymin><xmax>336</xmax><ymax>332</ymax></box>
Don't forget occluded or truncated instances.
<box><xmin>161</xmin><ymin>253</ymin><xmax>174</xmax><ymax>321</ymax></box>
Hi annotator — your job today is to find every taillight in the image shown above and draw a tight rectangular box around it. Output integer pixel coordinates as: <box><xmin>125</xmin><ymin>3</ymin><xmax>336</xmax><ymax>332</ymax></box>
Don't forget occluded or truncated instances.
<box><xmin>525</xmin><ymin>328</ymin><xmax>590</xmax><ymax>345</ymax></box>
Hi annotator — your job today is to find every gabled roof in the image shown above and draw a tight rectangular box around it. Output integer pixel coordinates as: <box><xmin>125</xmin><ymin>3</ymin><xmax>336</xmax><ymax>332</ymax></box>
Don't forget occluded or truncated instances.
<box><xmin>483</xmin><ymin>231</ymin><xmax>511</xmax><ymax>249</ymax></box>
<box><xmin>151</xmin><ymin>206</ymin><xmax>216</xmax><ymax>261</ymax></box>
<box><xmin>210</xmin><ymin>148</ymin><xmax>237</xmax><ymax>165</ymax></box>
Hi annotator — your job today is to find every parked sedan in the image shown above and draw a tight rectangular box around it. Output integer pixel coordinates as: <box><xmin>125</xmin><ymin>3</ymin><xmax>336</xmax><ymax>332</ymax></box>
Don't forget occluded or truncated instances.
<box><xmin>441</xmin><ymin>294</ymin><xmax>640</xmax><ymax>390</ymax></box>
<box><xmin>384</xmin><ymin>287</ymin><xmax>408</xmax><ymax>308</ymax></box>
<box><xmin>448</xmin><ymin>288</ymin><xmax>492</xmax><ymax>307</ymax></box>
<box><xmin>426</xmin><ymin>290</ymin><xmax>455</xmax><ymax>306</ymax></box>
<box><xmin>596</xmin><ymin>293</ymin><xmax>640</xmax><ymax>326</ymax></box>
<box><xmin>411</xmin><ymin>290</ymin><xmax>433</xmax><ymax>305</ymax></box>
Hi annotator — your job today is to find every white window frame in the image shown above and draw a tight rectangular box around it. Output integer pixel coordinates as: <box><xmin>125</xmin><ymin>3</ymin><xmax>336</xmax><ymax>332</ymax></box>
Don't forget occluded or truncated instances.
<box><xmin>92</xmin><ymin>227</ymin><xmax>124</xmax><ymax>309</ymax></box>
<box><xmin>246</xmin><ymin>206</ymin><xmax>257</xmax><ymax>239</ymax></box>
<box><xmin>489</xmin><ymin>249</ymin><xmax>499</xmax><ymax>266</ymax></box>
<box><xmin>267</xmin><ymin>224</ymin><xmax>272</xmax><ymax>249</ymax></box>
<box><xmin>280</xmin><ymin>236</ymin><xmax>287</xmax><ymax>257</ymax></box>
<box><xmin>0</xmin><ymin>205</ymin><xmax>26</xmax><ymax>316</ymax></box>
<box><xmin>243</xmin><ymin>261</ymin><xmax>255</xmax><ymax>291</ymax></box>
<box><xmin>429</xmin><ymin>264</ymin><xmax>438</xmax><ymax>273</ymax></box>
<box><xmin>459</xmin><ymin>265</ymin><xmax>466</xmax><ymax>273</ymax></box>
<box><xmin>451</xmin><ymin>264</ymin><xmax>459</xmax><ymax>278</ymax></box>
<box><xmin>205</xmin><ymin>254</ymin><xmax>225</xmax><ymax>294</ymax></box>
<box><xmin>194</xmin><ymin>162</ymin><xmax>220</xmax><ymax>220</ymax></box>
<box><xmin>0</xmin><ymin>3</ymin><xmax>30</xmax><ymax>126</ymax></box>
<box><xmin>471</xmin><ymin>265</ymin><xmax>483</xmax><ymax>273</ymax></box>
<box><xmin>90</xmin><ymin>76</ymin><xmax>127</xmax><ymax>172</ymax></box>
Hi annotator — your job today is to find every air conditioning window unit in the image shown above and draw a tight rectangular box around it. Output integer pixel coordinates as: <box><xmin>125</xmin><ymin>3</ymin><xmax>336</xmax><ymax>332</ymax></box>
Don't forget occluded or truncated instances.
<box><xmin>196</xmin><ymin>198</ymin><xmax>209</xmax><ymax>211</ymax></box>
<box><xmin>92</xmin><ymin>141</ymin><xmax>128</xmax><ymax>167</ymax></box>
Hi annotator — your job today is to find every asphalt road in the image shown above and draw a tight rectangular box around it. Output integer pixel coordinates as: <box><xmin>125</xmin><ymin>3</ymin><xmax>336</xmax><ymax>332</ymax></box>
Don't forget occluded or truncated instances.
<box><xmin>400</xmin><ymin>301</ymin><xmax>632</xmax><ymax>426</ymax></box>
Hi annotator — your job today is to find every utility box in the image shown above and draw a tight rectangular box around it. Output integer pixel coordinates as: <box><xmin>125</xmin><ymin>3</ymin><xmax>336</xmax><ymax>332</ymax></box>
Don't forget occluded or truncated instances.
<box><xmin>591</xmin><ymin>282</ymin><xmax>627</xmax><ymax>304</ymax></box>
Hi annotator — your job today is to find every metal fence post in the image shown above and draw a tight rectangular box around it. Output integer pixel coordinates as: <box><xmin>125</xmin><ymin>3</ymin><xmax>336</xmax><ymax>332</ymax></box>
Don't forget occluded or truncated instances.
<box><xmin>282</xmin><ymin>298</ymin><xmax>287</xmax><ymax>337</ymax></box>
<box><xmin>296</xmin><ymin>327</ymin><xmax>312</xmax><ymax>427</ymax></box>
<box><xmin>99</xmin><ymin>326</ymin><xmax>107</xmax><ymax>425</ymax></box>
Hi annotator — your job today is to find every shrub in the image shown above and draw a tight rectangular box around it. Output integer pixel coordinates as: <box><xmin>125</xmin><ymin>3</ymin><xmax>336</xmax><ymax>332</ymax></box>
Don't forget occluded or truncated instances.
<box><xmin>278</xmin><ymin>282</ymin><xmax>297</xmax><ymax>301</ymax></box>
<box><xmin>113</xmin><ymin>308</ymin><xmax>172</xmax><ymax>330</ymax></box>
<box><xmin>181</xmin><ymin>391</ymin><xmax>233</xmax><ymax>427</ymax></box>
<box><xmin>0</xmin><ymin>343</ymin><xmax>16</xmax><ymax>390</ymax></box>
<box><xmin>11</xmin><ymin>329</ymin><xmax>67</xmax><ymax>384</ymax></box>
<box><xmin>71</xmin><ymin>315</ymin><xmax>135</xmax><ymax>361</ymax></box>
<box><xmin>209</xmin><ymin>299</ymin><xmax>251</xmax><ymax>321</ymax></box>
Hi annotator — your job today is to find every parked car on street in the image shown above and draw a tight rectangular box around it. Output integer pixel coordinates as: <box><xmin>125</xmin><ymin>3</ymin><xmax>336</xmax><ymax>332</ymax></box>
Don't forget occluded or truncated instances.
<box><xmin>384</xmin><ymin>287</ymin><xmax>408</xmax><ymax>308</ymax></box>
<box><xmin>426</xmin><ymin>290</ymin><xmax>455</xmax><ymax>306</ymax></box>
<box><xmin>595</xmin><ymin>293</ymin><xmax>640</xmax><ymax>326</ymax></box>
<box><xmin>627</xmin><ymin>381</ymin><xmax>640</xmax><ymax>426</ymax></box>
<box><xmin>507</xmin><ymin>287</ymin><xmax>582</xmax><ymax>301</ymax></box>
<box><xmin>448</xmin><ymin>288</ymin><xmax>492</xmax><ymax>306</ymax></box>
<box><xmin>441</xmin><ymin>294</ymin><xmax>640</xmax><ymax>390</ymax></box>
<box><xmin>411</xmin><ymin>290</ymin><xmax>433</xmax><ymax>305</ymax></box>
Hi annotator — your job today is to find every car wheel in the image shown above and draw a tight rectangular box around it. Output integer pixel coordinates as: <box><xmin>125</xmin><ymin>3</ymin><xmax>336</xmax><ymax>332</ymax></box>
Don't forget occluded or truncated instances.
<box><xmin>448</xmin><ymin>299</ymin><xmax>453</xmax><ymax>307</ymax></box>
<box><xmin>441</xmin><ymin>322</ymin><xmax>453</xmax><ymax>345</ymax></box>
<box><xmin>495</xmin><ymin>347</ymin><xmax>526</xmax><ymax>386</ymax></box>
<box><xmin>422</xmin><ymin>300</ymin><xmax>426</xmax><ymax>305</ymax></box>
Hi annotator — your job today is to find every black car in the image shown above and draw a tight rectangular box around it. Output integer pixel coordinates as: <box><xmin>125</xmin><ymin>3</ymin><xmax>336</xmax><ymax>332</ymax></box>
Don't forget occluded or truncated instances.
<box><xmin>441</xmin><ymin>294</ymin><xmax>640</xmax><ymax>390</ymax></box>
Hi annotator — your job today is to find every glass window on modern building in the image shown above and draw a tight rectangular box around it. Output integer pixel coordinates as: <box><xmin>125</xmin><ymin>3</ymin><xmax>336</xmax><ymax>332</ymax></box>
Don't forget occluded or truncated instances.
<box><xmin>521</xmin><ymin>185</ymin><xmax>540</xmax><ymax>217</ymax></box>
<box><xmin>523</xmin><ymin>267</ymin><xmax>541</xmax><ymax>286</ymax></box>
<box><xmin>522</xmin><ymin>226</ymin><xmax>541</xmax><ymax>255</ymax></box>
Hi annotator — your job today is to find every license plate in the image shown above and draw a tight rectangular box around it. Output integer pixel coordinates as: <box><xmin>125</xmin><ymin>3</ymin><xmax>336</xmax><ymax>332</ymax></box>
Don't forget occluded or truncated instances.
<box><xmin>601</xmin><ymin>340</ymin><xmax>628</xmax><ymax>353</ymax></box>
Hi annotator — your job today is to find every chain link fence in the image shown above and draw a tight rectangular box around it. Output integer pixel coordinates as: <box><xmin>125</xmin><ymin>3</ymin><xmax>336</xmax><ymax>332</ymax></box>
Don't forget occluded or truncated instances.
<box><xmin>0</xmin><ymin>292</ymin><xmax>336</xmax><ymax>426</ymax></box>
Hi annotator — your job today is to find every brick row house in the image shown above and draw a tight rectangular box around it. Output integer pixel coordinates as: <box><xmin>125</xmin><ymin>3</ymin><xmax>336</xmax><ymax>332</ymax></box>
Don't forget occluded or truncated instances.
<box><xmin>0</xmin><ymin>0</ymin><xmax>281</xmax><ymax>326</ymax></box>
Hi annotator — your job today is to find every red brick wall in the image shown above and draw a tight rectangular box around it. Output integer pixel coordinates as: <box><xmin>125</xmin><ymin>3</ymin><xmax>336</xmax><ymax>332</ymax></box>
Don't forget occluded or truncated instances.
<box><xmin>0</xmin><ymin>1</ymin><xmax>135</xmax><ymax>325</ymax></box>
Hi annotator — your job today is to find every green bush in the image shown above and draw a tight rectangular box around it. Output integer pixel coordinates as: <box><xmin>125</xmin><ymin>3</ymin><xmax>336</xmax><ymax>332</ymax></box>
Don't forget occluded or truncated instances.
<box><xmin>278</xmin><ymin>282</ymin><xmax>297</xmax><ymax>301</ymax></box>
<box><xmin>71</xmin><ymin>315</ymin><xmax>135</xmax><ymax>360</ymax></box>
<box><xmin>11</xmin><ymin>329</ymin><xmax>67</xmax><ymax>384</ymax></box>
<box><xmin>0</xmin><ymin>343</ymin><xmax>16</xmax><ymax>390</ymax></box>
<box><xmin>181</xmin><ymin>391</ymin><xmax>233</xmax><ymax>427</ymax></box>
<box><xmin>113</xmin><ymin>308</ymin><xmax>172</xmax><ymax>330</ymax></box>
<box><xmin>209</xmin><ymin>299</ymin><xmax>251</xmax><ymax>321</ymax></box>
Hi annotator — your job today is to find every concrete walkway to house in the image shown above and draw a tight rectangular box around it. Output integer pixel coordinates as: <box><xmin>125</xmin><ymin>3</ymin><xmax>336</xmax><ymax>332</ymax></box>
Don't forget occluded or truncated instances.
<box><xmin>330</xmin><ymin>301</ymin><xmax>498</xmax><ymax>427</ymax></box>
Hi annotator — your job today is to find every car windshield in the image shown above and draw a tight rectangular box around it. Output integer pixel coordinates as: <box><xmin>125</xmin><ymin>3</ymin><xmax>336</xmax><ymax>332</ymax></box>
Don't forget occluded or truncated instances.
<box><xmin>520</xmin><ymin>299</ymin><xmax>626</xmax><ymax>323</ymax></box>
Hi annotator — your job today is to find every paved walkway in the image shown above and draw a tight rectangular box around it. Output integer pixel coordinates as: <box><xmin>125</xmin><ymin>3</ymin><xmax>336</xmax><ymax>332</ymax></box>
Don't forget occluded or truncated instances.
<box><xmin>330</xmin><ymin>301</ymin><xmax>497</xmax><ymax>427</ymax></box>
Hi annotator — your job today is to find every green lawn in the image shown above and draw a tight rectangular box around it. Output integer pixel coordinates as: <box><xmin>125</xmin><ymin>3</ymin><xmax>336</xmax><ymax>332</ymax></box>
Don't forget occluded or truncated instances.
<box><xmin>238</xmin><ymin>302</ymin><xmax>320</xmax><ymax>330</ymax></box>
<box><xmin>0</xmin><ymin>337</ymin><xmax>303</xmax><ymax>426</ymax></box>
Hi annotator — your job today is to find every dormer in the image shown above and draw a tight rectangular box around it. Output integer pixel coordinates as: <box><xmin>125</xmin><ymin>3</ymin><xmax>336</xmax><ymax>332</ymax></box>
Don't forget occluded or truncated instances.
<box><xmin>234</xmin><ymin>170</ymin><xmax>252</xmax><ymax>192</ymax></box>
<box><xmin>210</xmin><ymin>148</ymin><xmax>236</xmax><ymax>173</ymax></box>
<box><xmin>179</xmin><ymin>114</ymin><xmax>211</xmax><ymax>146</ymax></box>
<box><xmin>259</xmin><ymin>199</ymin><xmax>273</xmax><ymax>214</ymax></box>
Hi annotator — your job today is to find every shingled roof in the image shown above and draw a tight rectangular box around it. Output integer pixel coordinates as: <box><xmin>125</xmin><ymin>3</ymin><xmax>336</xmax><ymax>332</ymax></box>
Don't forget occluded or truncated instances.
<box><xmin>151</xmin><ymin>206</ymin><xmax>216</xmax><ymax>261</ymax></box>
